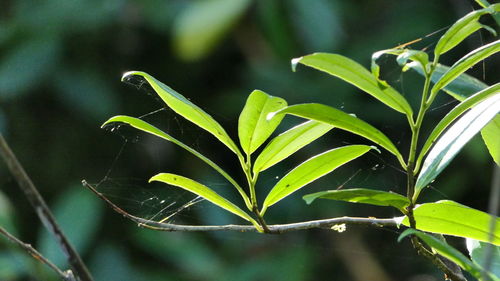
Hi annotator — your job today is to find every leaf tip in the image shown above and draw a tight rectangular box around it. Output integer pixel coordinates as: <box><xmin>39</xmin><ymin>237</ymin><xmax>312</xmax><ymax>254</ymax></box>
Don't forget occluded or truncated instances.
<box><xmin>370</xmin><ymin>145</ymin><xmax>381</xmax><ymax>154</ymax></box>
<box><xmin>291</xmin><ymin>57</ymin><xmax>303</xmax><ymax>72</ymax></box>
<box><xmin>302</xmin><ymin>195</ymin><xmax>315</xmax><ymax>205</ymax></box>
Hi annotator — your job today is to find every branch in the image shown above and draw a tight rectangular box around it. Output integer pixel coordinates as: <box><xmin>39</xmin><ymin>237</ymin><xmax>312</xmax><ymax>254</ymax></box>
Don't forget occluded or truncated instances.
<box><xmin>82</xmin><ymin>180</ymin><xmax>398</xmax><ymax>233</ymax></box>
<box><xmin>0</xmin><ymin>134</ymin><xmax>93</xmax><ymax>281</ymax></box>
<box><xmin>0</xmin><ymin>226</ymin><xmax>76</xmax><ymax>281</ymax></box>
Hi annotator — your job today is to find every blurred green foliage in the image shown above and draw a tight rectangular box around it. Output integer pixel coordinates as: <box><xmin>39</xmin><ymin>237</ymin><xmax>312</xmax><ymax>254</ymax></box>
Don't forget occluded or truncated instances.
<box><xmin>0</xmin><ymin>0</ymin><xmax>497</xmax><ymax>280</ymax></box>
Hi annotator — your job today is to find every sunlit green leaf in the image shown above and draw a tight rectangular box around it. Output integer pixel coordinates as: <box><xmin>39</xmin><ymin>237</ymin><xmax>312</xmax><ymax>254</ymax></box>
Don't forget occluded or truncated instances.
<box><xmin>417</xmin><ymin>84</ymin><xmax>500</xmax><ymax>169</ymax></box>
<box><xmin>121</xmin><ymin>71</ymin><xmax>241</xmax><ymax>157</ymax></box>
<box><xmin>269</xmin><ymin>104</ymin><xmax>404</xmax><ymax>164</ymax></box>
<box><xmin>172</xmin><ymin>0</ymin><xmax>250</xmax><ymax>61</ymax></box>
<box><xmin>102</xmin><ymin>115</ymin><xmax>251</xmax><ymax>209</ymax></box>
<box><xmin>414</xmin><ymin>92</ymin><xmax>500</xmax><ymax>197</ymax></box>
<box><xmin>371</xmin><ymin>48</ymin><xmax>405</xmax><ymax>79</ymax></box>
<box><xmin>238</xmin><ymin>90</ymin><xmax>287</xmax><ymax>155</ymax></box>
<box><xmin>399</xmin><ymin>229</ymin><xmax>485</xmax><ymax>279</ymax></box>
<box><xmin>303</xmin><ymin>188</ymin><xmax>410</xmax><ymax>211</ymax></box>
<box><xmin>432</xmin><ymin>40</ymin><xmax>500</xmax><ymax>96</ymax></box>
<box><xmin>434</xmin><ymin>5</ymin><xmax>498</xmax><ymax>55</ymax></box>
<box><xmin>253</xmin><ymin>121</ymin><xmax>333</xmax><ymax>174</ymax></box>
<box><xmin>262</xmin><ymin>145</ymin><xmax>373</xmax><ymax>213</ymax></box>
<box><xmin>481</xmin><ymin>115</ymin><xmax>500</xmax><ymax>166</ymax></box>
<box><xmin>292</xmin><ymin>53</ymin><xmax>413</xmax><ymax>115</ymax></box>
<box><xmin>408</xmin><ymin>62</ymin><xmax>488</xmax><ymax>101</ymax></box>
<box><xmin>467</xmin><ymin>238</ymin><xmax>500</xmax><ymax>278</ymax></box>
<box><xmin>400</xmin><ymin>200</ymin><xmax>500</xmax><ymax>245</ymax></box>
<box><xmin>150</xmin><ymin>173</ymin><xmax>256</xmax><ymax>224</ymax></box>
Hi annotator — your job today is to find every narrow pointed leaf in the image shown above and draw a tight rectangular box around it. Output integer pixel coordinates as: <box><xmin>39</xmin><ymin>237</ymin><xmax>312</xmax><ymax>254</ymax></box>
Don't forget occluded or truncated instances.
<box><xmin>102</xmin><ymin>115</ymin><xmax>251</xmax><ymax>208</ymax></box>
<box><xmin>417</xmin><ymin>84</ymin><xmax>500</xmax><ymax>168</ymax></box>
<box><xmin>432</xmin><ymin>40</ymin><xmax>500</xmax><ymax>95</ymax></box>
<box><xmin>303</xmin><ymin>188</ymin><xmax>410</xmax><ymax>211</ymax></box>
<box><xmin>270</xmin><ymin>104</ymin><xmax>403</xmax><ymax>162</ymax></box>
<box><xmin>434</xmin><ymin>5</ymin><xmax>498</xmax><ymax>55</ymax></box>
<box><xmin>253</xmin><ymin>121</ymin><xmax>334</xmax><ymax>174</ymax></box>
<box><xmin>400</xmin><ymin>200</ymin><xmax>500</xmax><ymax>245</ymax></box>
<box><xmin>121</xmin><ymin>71</ymin><xmax>241</xmax><ymax>156</ymax></box>
<box><xmin>399</xmin><ymin>229</ymin><xmax>485</xmax><ymax>279</ymax></box>
<box><xmin>292</xmin><ymin>53</ymin><xmax>413</xmax><ymax>115</ymax></box>
<box><xmin>262</xmin><ymin>145</ymin><xmax>372</xmax><ymax>212</ymax></box>
<box><xmin>415</xmin><ymin>92</ymin><xmax>500</xmax><ymax>196</ymax></box>
<box><xmin>238</xmin><ymin>90</ymin><xmax>287</xmax><ymax>155</ymax></box>
<box><xmin>371</xmin><ymin>48</ymin><xmax>405</xmax><ymax>79</ymax></box>
<box><xmin>467</xmin><ymin>239</ymin><xmax>500</xmax><ymax>278</ymax></box>
<box><xmin>408</xmin><ymin>62</ymin><xmax>488</xmax><ymax>101</ymax></box>
<box><xmin>481</xmin><ymin>115</ymin><xmax>500</xmax><ymax>166</ymax></box>
<box><xmin>150</xmin><ymin>173</ymin><xmax>255</xmax><ymax>223</ymax></box>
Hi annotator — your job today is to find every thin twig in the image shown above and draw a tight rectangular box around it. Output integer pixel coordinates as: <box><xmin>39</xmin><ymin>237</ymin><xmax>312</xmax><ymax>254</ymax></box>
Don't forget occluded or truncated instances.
<box><xmin>82</xmin><ymin>180</ymin><xmax>398</xmax><ymax>233</ymax></box>
<box><xmin>0</xmin><ymin>226</ymin><xmax>76</xmax><ymax>281</ymax></box>
<box><xmin>0</xmin><ymin>134</ymin><xmax>93</xmax><ymax>281</ymax></box>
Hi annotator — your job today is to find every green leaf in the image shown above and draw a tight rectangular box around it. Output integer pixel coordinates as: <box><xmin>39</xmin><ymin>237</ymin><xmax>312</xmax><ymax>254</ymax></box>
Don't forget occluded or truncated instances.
<box><xmin>292</xmin><ymin>53</ymin><xmax>413</xmax><ymax>116</ymax></box>
<box><xmin>467</xmin><ymin>238</ymin><xmax>500</xmax><ymax>278</ymax></box>
<box><xmin>408</xmin><ymin>62</ymin><xmax>489</xmax><ymax>101</ymax></box>
<box><xmin>432</xmin><ymin>40</ymin><xmax>500</xmax><ymax>96</ymax></box>
<box><xmin>417</xmin><ymin>83</ymin><xmax>500</xmax><ymax>170</ymax></box>
<box><xmin>269</xmin><ymin>103</ymin><xmax>404</xmax><ymax>165</ymax></box>
<box><xmin>172</xmin><ymin>0</ymin><xmax>250</xmax><ymax>61</ymax></box>
<box><xmin>371</xmin><ymin>48</ymin><xmax>405</xmax><ymax>79</ymax></box>
<box><xmin>434</xmin><ymin>5</ymin><xmax>498</xmax><ymax>55</ymax></box>
<box><xmin>150</xmin><ymin>173</ymin><xmax>256</xmax><ymax>224</ymax></box>
<box><xmin>398</xmin><ymin>229</ymin><xmax>485</xmax><ymax>279</ymax></box>
<box><xmin>414</xmin><ymin>92</ymin><xmax>500</xmax><ymax>197</ymax></box>
<box><xmin>238</xmin><ymin>90</ymin><xmax>287</xmax><ymax>155</ymax></box>
<box><xmin>253</xmin><ymin>121</ymin><xmax>334</xmax><ymax>174</ymax></box>
<box><xmin>400</xmin><ymin>200</ymin><xmax>500</xmax><ymax>245</ymax></box>
<box><xmin>303</xmin><ymin>188</ymin><xmax>410</xmax><ymax>211</ymax></box>
<box><xmin>261</xmin><ymin>145</ymin><xmax>373</xmax><ymax>213</ymax></box>
<box><xmin>481</xmin><ymin>115</ymin><xmax>500</xmax><ymax>166</ymax></box>
<box><xmin>102</xmin><ymin>115</ymin><xmax>251</xmax><ymax>209</ymax></box>
<box><xmin>397</xmin><ymin>50</ymin><xmax>429</xmax><ymax>71</ymax></box>
<box><xmin>121</xmin><ymin>71</ymin><xmax>241</xmax><ymax>157</ymax></box>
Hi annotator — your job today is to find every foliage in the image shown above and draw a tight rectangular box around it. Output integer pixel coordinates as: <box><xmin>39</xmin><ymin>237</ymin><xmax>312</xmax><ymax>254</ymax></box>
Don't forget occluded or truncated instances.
<box><xmin>1</xmin><ymin>1</ymin><xmax>499</xmax><ymax>280</ymax></box>
<box><xmin>102</xmin><ymin>2</ymin><xmax>500</xmax><ymax>280</ymax></box>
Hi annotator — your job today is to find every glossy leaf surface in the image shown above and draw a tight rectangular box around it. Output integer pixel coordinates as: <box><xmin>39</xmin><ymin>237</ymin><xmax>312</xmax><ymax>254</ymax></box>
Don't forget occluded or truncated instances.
<box><xmin>270</xmin><ymin>104</ymin><xmax>402</xmax><ymax>161</ymax></box>
<box><xmin>415</xmin><ymin>92</ymin><xmax>500</xmax><ymax>196</ymax></box>
<box><xmin>292</xmin><ymin>53</ymin><xmax>413</xmax><ymax>115</ymax></box>
<box><xmin>399</xmin><ymin>229</ymin><xmax>485</xmax><ymax>279</ymax></box>
<box><xmin>417</xmin><ymin>84</ymin><xmax>500</xmax><ymax>167</ymax></box>
<box><xmin>401</xmin><ymin>200</ymin><xmax>500</xmax><ymax>245</ymax></box>
<box><xmin>262</xmin><ymin>145</ymin><xmax>372</xmax><ymax>213</ymax></box>
<box><xmin>467</xmin><ymin>239</ymin><xmax>500</xmax><ymax>278</ymax></box>
<box><xmin>481</xmin><ymin>115</ymin><xmax>500</xmax><ymax>166</ymax></box>
<box><xmin>303</xmin><ymin>188</ymin><xmax>410</xmax><ymax>211</ymax></box>
<box><xmin>408</xmin><ymin>62</ymin><xmax>488</xmax><ymax>101</ymax></box>
<box><xmin>253</xmin><ymin>121</ymin><xmax>334</xmax><ymax>174</ymax></box>
<box><xmin>432</xmin><ymin>40</ymin><xmax>500</xmax><ymax>95</ymax></box>
<box><xmin>150</xmin><ymin>173</ymin><xmax>255</xmax><ymax>223</ymax></box>
<box><xmin>238</xmin><ymin>90</ymin><xmax>287</xmax><ymax>155</ymax></box>
<box><xmin>102</xmin><ymin>115</ymin><xmax>251</xmax><ymax>208</ymax></box>
<box><xmin>434</xmin><ymin>5</ymin><xmax>497</xmax><ymax>55</ymax></box>
<box><xmin>121</xmin><ymin>71</ymin><xmax>241</xmax><ymax>156</ymax></box>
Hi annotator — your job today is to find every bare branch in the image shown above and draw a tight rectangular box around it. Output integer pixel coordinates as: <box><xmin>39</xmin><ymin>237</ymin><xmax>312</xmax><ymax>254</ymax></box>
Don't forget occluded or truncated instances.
<box><xmin>82</xmin><ymin>180</ymin><xmax>398</xmax><ymax>233</ymax></box>
<box><xmin>0</xmin><ymin>226</ymin><xmax>76</xmax><ymax>281</ymax></box>
<box><xmin>0</xmin><ymin>134</ymin><xmax>93</xmax><ymax>281</ymax></box>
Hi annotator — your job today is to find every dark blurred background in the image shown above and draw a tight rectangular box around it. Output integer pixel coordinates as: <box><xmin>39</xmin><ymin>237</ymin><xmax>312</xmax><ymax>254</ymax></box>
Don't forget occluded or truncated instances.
<box><xmin>0</xmin><ymin>0</ymin><xmax>498</xmax><ymax>280</ymax></box>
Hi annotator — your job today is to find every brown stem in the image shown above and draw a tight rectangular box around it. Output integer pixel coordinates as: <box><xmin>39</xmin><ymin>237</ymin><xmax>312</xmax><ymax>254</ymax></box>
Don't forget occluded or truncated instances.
<box><xmin>82</xmin><ymin>180</ymin><xmax>398</xmax><ymax>233</ymax></box>
<box><xmin>0</xmin><ymin>134</ymin><xmax>93</xmax><ymax>281</ymax></box>
<box><xmin>0</xmin><ymin>226</ymin><xmax>76</xmax><ymax>281</ymax></box>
